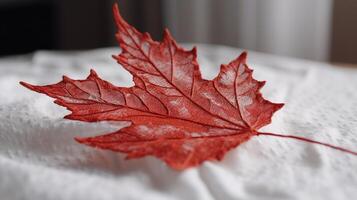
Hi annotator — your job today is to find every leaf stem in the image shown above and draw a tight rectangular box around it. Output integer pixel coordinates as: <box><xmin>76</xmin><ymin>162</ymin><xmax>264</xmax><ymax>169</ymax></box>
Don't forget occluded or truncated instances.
<box><xmin>256</xmin><ymin>132</ymin><xmax>357</xmax><ymax>156</ymax></box>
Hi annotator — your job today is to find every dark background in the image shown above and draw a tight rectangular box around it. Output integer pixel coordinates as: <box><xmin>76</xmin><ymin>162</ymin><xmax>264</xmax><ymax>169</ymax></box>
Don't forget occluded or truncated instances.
<box><xmin>0</xmin><ymin>0</ymin><xmax>356</xmax><ymax>64</ymax></box>
<box><xmin>0</xmin><ymin>0</ymin><xmax>163</xmax><ymax>55</ymax></box>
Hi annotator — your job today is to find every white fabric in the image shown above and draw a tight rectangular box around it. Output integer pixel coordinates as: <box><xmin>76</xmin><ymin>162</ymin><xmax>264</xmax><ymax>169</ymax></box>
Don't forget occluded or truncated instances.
<box><xmin>0</xmin><ymin>45</ymin><xmax>356</xmax><ymax>200</ymax></box>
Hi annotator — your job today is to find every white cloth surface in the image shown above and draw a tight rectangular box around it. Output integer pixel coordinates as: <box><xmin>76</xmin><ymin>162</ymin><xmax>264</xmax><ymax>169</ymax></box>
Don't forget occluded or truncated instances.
<box><xmin>0</xmin><ymin>44</ymin><xmax>356</xmax><ymax>200</ymax></box>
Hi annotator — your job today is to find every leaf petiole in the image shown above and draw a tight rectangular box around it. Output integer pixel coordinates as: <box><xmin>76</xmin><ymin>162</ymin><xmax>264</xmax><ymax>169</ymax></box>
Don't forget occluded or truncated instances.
<box><xmin>257</xmin><ymin>132</ymin><xmax>357</xmax><ymax>156</ymax></box>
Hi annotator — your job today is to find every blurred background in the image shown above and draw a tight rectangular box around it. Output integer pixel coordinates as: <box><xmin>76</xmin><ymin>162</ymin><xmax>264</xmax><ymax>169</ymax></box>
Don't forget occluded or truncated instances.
<box><xmin>0</xmin><ymin>0</ymin><xmax>356</xmax><ymax>64</ymax></box>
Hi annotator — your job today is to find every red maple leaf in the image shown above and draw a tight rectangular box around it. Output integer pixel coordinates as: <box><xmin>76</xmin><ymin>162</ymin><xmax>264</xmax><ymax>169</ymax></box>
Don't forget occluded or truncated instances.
<box><xmin>20</xmin><ymin>4</ymin><xmax>356</xmax><ymax>170</ymax></box>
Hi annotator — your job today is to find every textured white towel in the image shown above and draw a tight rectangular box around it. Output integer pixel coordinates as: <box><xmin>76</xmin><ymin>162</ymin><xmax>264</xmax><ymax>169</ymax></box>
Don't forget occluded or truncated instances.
<box><xmin>0</xmin><ymin>44</ymin><xmax>356</xmax><ymax>200</ymax></box>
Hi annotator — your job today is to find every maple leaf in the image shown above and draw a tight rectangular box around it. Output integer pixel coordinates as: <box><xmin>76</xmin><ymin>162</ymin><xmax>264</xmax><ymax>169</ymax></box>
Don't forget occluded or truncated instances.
<box><xmin>20</xmin><ymin>4</ymin><xmax>356</xmax><ymax>170</ymax></box>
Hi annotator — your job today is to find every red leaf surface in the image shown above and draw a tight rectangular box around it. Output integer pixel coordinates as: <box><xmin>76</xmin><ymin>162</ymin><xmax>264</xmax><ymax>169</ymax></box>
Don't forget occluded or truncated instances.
<box><xmin>20</xmin><ymin>4</ymin><xmax>357</xmax><ymax>170</ymax></box>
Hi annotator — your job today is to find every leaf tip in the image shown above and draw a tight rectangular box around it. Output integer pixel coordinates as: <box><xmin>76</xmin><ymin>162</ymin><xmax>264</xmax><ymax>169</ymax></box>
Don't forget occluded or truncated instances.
<box><xmin>74</xmin><ymin>137</ymin><xmax>85</xmax><ymax>143</ymax></box>
<box><xmin>113</xmin><ymin>3</ymin><xmax>124</xmax><ymax>28</ymax></box>
<box><xmin>163</xmin><ymin>28</ymin><xmax>174</xmax><ymax>42</ymax></box>
<box><xmin>258</xmin><ymin>81</ymin><xmax>266</xmax><ymax>88</ymax></box>
<box><xmin>276</xmin><ymin>103</ymin><xmax>285</xmax><ymax>110</ymax></box>
<box><xmin>19</xmin><ymin>81</ymin><xmax>32</xmax><ymax>88</ymax></box>
<box><xmin>63</xmin><ymin>114</ymin><xmax>75</xmax><ymax>120</ymax></box>
<box><xmin>19</xmin><ymin>81</ymin><xmax>40</xmax><ymax>92</ymax></box>
<box><xmin>238</xmin><ymin>51</ymin><xmax>248</xmax><ymax>63</ymax></box>
<box><xmin>163</xmin><ymin>28</ymin><xmax>171</xmax><ymax>37</ymax></box>
<box><xmin>74</xmin><ymin>137</ymin><xmax>93</xmax><ymax>146</ymax></box>
<box><xmin>89</xmin><ymin>69</ymin><xmax>98</xmax><ymax>77</ymax></box>
<box><xmin>113</xmin><ymin>2</ymin><xmax>119</xmax><ymax>11</ymax></box>
<box><xmin>112</xmin><ymin>54</ymin><xmax>120</xmax><ymax>62</ymax></box>
<box><xmin>191</xmin><ymin>46</ymin><xmax>198</xmax><ymax>56</ymax></box>
<box><xmin>271</xmin><ymin>103</ymin><xmax>285</xmax><ymax>113</ymax></box>
<box><xmin>62</xmin><ymin>75</ymin><xmax>71</xmax><ymax>82</ymax></box>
